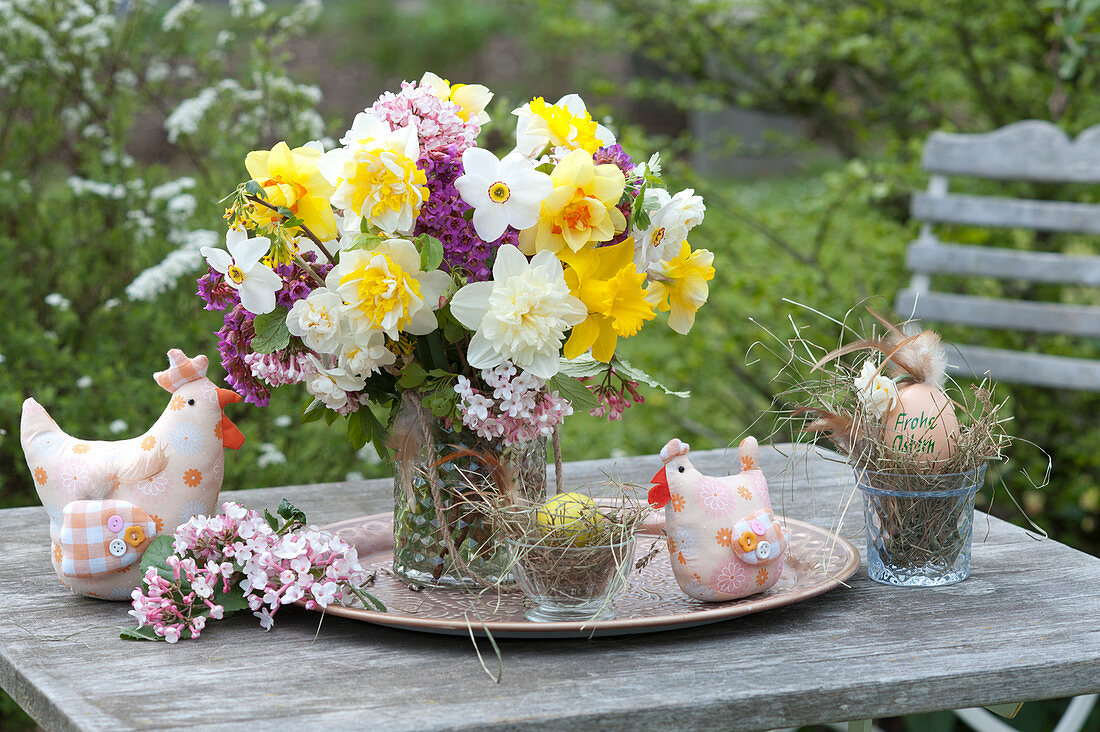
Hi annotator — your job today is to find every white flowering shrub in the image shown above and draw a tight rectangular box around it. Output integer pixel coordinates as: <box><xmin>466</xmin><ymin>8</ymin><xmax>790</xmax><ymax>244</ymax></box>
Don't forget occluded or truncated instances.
<box><xmin>0</xmin><ymin>0</ymin><xmax>366</xmax><ymax>522</ymax></box>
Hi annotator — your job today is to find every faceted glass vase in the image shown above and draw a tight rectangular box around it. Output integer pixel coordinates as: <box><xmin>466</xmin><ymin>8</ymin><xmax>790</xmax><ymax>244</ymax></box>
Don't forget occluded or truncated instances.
<box><xmin>856</xmin><ymin>464</ymin><xmax>987</xmax><ymax>587</ymax></box>
<box><xmin>391</xmin><ymin>405</ymin><xmax>548</xmax><ymax>588</ymax></box>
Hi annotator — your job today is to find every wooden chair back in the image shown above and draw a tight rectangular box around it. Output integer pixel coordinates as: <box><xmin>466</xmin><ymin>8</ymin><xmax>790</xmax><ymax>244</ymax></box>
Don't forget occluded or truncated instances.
<box><xmin>896</xmin><ymin>120</ymin><xmax>1100</xmax><ymax>390</ymax></box>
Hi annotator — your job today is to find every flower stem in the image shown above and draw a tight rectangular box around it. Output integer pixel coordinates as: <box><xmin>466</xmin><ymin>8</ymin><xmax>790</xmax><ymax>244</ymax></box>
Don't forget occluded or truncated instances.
<box><xmin>246</xmin><ymin>194</ymin><xmax>336</xmax><ymax>264</ymax></box>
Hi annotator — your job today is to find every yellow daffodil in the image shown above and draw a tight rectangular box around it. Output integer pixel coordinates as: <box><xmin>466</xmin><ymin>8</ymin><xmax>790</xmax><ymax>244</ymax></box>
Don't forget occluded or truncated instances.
<box><xmin>318</xmin><ymin>114</ymin><xmax>429</xmax><ymax>236</ymax></box>
<box><xmin>513</xmin><ymin>94</ymin><xmax>615</xmax><ymax>157</ymax></box>
<box><xmin>244</xmin><ymin>141</ymin><xmax>337</xmax><ymax>241</ymax></box>
<box><xmin>645</xmin><ymin>242</ymin><xmax>715</xmax><ymax>335</ymax></box>
<box><xmin>560</xmin><ymin>239</ymin><xmax>655</xmax><ymax>362</ymax></box>
<box><xmin>518</xmin><ymin>149</ymin><xmax>626</xmax><ymax>255</ymax></box>
<box><xmin>420</xmin><ymin>71</ymin><xmax>493</xmax><ymax>126</ymax></box>
<box><xmin>330</xmin><ymin>238</ymin><xmax>450</xmax><ymax>340</ymax></box>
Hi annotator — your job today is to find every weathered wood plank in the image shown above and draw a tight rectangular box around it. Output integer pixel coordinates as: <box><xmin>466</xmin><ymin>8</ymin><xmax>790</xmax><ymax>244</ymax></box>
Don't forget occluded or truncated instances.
<box><xmin>922</xmin><ymin>120</ymin><xmax>1100</xmax><ymax>182</ymax></box>
<box><xmin>944</xmin><ymin>344</ymin><xmax>1100</xmax><ymax>391</ymax></box>
<box><xmin>911</xmin><ymin>193</ymin><xmax>1100</xmax><ymax>234</ymax></box>
<box><xmin>905</xmin><ymin>239</ymin><xmax>1100</xmax><ymax>286</ymax></box>
<box><xmin>895</xmin><ymin>289</ymin><xmax>1100</xmax><ymax>338</ymax></box>
<box><xmin>2</xmin><ymin>445</ymin><xmax>1099</xmax><ymax>732</ymax></box>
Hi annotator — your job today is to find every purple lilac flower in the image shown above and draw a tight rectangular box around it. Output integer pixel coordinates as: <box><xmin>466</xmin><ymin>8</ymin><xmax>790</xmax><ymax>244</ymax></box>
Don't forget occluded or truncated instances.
<box><xmin>593</xmin><ymin>144</ymin><xmax>635</xmax><ymax>179</ymax></box>
<box><xmin>197</xmin><ymin>252</ymin><xmax>330</xmax><ymax>407</ymax></box>
<box><xmin>414</xmin><ymin>146</ymin><xmax>517</xmax><ymax>281</ymax></box>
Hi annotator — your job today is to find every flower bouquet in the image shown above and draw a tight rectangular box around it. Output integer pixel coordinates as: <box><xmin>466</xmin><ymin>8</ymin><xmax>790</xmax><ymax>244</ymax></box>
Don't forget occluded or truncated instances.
<box><xmin>197</xmin><ymin>73</ymin><xmax>715</xmax><ymax>587</ymax></box>
<box><xmin>769</xmin><ymin>307</ymin><xmax>1011</xmax><ymax>586</ymax></box>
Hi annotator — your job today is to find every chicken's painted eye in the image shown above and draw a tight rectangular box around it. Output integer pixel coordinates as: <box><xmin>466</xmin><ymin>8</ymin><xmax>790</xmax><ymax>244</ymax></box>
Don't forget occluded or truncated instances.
<box><xmin>677</xmin><ymin>466</ymin><xmax>685</xmax><ymax>473</ymax></box>
<box><xmin>187</xmin><ymin>399</ymin><xmax>195</xmax><ymax>406</ymax></box>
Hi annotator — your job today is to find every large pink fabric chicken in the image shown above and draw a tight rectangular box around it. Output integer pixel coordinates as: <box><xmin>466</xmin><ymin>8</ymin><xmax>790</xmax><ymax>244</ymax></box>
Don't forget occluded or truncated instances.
<box><xmin>20</xmin><ymin>349</ymin><xmax>245</xmax><ymax>600</ymax></box>
<box><xmin>649</xmin><ymin>437</ymin><xmax>787</xmax><ymax>601</ymax></box>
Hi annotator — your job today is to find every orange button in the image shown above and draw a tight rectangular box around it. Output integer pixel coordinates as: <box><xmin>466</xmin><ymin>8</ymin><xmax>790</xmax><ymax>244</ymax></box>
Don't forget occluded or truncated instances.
<box><xmin>123</xmin><ymin>526</ymin><xmax>146</xmax><ymax>547</ymax></box>
<box><xmin>738</xmin><ymin>530</ymin><xmax>758</xmax><ymax>553</ymax></box>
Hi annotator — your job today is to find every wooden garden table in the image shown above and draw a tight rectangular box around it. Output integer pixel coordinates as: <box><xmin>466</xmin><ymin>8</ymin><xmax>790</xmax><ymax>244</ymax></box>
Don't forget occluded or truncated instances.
<box><xmin>1</xmin><ymin>443</ymin><xmax>1098</xmax><ymax>731</ymax></box>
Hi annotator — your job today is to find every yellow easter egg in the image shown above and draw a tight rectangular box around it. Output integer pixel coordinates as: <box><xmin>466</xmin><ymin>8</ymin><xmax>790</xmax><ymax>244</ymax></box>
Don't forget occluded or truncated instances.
<box><xmin>535</xmin><ymin>492</ymin><xmax>606</xmax><ymax>546</ymax></box>
<box><xmin>881</xmin><ymin>382</ymin><xmax>960</xmax><ymax>466</ymax></box>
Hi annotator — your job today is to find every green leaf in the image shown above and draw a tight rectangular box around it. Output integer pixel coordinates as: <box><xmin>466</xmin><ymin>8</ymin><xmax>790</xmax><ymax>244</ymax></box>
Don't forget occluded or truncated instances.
<box><xmin>613</xmin><ymin>355</ymin><xmax>690</xmax><ymax>398</ymax></box>
<box><xmin>264</xmin><ymin>509</ymin><xmax>280</xmax><ymax>531</ymax></box>
<box><xmin>549</xmin><ymin>374</ymin><xmax>599</xmax><ymax>412</ymax></box>
<box><xmin>360</xmin><ymin>406</ymin><xmax>391</xmax><ymax>464</ymax></box>
<box><xmin>277</xmin><ymin>499</ymin><xmax>308</xmax><ymax>526</ymax></box>
<box><xmin>120</xmin><ymin>625</ymin><xmax>160</xmax><ymax>641</ymax></box>
<box><xmin>442</xmin><ymin>313</ymin><xmax>466</xmax><ymax>344</ymax></box>
<box><xmin>351</xmin><ymin>586</ymin><xmax>387</xmax><ymax>612</ymax></box>
<box><xmin>416</xmin><ymin>234</ymin><xmax>445</xmax><ymax>271</ymax></box>
<box><xmin>211</xmin><ymin>585</ymin><xmax>250</xmax><ymax>614</ymax></box>
<box><xmin>324</xmin><ymin>408</ymin><xmax>337</xmax><ymax>426</ymax></box>
<box><xmin>276</xmin><ymin>206</ymin><xmax>296</xmax><ymax>220</ymax></box>
<box><xmin>244</xmin><ymin>180</ymin><xmax>264</xmax><ymax>197</ymax></box>
<box><xmin>396</xmin><ymin>362</ymin><xmax>428</xmax><ymax>389</ymax></box>
<box><xmin>349</xmin><ymin>232</ymin><xmax>384</xmax><ymax>251</ymax></box>
<box><xmin>557</xmin><ymin>354</ymin><xmax>609</xmax><ymax>379</ymax></box>
<box><xmin>300</xmin><ymin>399</ymin><xmax>324</xmax><ymax>424</ymax></box>
<box><xmin>347</xmin><ymin>408</ymin><xmax>368</xmax><ymax>450</ymax></box>
<box><xmin>251</xmin><ymin>308</ymin><xmax>290</xmax><ymax>354</ymax></box>
<box><xmin>139</xmin><ymin>534</ymin><xmax>176</xmax><ymax>577</ymax></box>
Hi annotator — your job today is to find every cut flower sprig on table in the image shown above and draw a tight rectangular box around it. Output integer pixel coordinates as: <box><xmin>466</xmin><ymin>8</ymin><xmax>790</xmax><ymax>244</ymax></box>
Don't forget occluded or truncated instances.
<box><xmin>122</xmin><ymin>500</ymin><xmax>383</xmax><ymax>643</ymax></box>
<box><xmin>198</xmin><ymin>72</ymin><xmax>716</xmax><ymax>455</ymax></box>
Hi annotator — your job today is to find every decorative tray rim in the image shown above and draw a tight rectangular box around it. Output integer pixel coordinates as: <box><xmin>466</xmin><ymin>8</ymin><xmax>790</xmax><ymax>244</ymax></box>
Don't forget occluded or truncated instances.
<box><xmin>301</xmin><ymin>513</ymin><xmax>861</xmax><ymax>638</ymax></box>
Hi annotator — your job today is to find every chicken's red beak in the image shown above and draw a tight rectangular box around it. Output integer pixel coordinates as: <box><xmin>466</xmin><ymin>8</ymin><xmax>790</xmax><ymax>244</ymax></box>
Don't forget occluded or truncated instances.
<box><xmin>217</xmin><ymin>388</ymin><xmax>242</xmax><ymax>409</ymax></box>
<box><xmin>216</xmin><ymin>388</ymin><xmax>245</xmax><ymax>451</ymax></box>
<box><xmin>648</xmin><ymin>465</ymin><xmax>670</xmax><ymax>509</ymax></box>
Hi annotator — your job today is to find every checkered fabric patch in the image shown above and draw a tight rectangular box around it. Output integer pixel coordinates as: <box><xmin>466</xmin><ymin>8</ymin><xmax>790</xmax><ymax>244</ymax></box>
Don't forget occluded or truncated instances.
<box><xmin>58</xmin><ymin>500</ymin><xmax>156</xmax><ymax>578</ymax></box>
<box><xmin>154</xmin><ymin>349</ymin><xmax>209</xmax><ymax>393</ymax></box>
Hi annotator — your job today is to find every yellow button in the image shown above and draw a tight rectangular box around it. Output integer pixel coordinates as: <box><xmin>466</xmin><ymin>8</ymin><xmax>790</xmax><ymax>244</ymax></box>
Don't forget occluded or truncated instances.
<box><xmin>123</xmin><ymin>526</ymin><xmax>146</xmax><ymax>547</ymax></box>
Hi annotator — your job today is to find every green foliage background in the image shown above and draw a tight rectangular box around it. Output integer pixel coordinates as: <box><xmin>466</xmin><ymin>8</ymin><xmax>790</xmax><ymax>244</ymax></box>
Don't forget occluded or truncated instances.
<box><xmin>2</xmin><ymin>0</ymin><xmax>1099</xmax><ymax>729</ymax></box>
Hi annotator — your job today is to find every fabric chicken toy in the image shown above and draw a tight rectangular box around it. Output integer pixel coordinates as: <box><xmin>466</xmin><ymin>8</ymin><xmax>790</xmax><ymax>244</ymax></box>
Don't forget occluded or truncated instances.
<box><xmin>20</xmin><ymin>349</ymin><xmax>245</xmax><ymax>600</ymax></box>
<box><xmin>649</xmin><ymin>437</ymin><xmax>788</xmax><ymax>601</ymax></box>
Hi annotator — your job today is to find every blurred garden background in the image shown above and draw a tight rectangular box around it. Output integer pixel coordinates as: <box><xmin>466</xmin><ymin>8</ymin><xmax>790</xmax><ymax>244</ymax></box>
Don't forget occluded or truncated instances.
<box><xmin>3</xmin><ymin>0</ymin><xmax>1100</xmax><ymax>729</ymax></box>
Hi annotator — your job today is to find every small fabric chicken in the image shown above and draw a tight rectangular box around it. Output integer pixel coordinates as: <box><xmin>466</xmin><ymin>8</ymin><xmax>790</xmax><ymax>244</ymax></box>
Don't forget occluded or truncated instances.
<box><xmin>21</xmin><ymin>349</ymin><xmax>245</xmax><ymax>600</ymax></box>
<box><xmin>649</xmin><ymin>437</ymin><xmax>787</xmax><ymax>601</ymax></box>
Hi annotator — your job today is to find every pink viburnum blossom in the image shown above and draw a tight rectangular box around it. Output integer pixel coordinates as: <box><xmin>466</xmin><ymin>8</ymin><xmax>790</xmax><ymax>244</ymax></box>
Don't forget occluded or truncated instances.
<box><xmin>453</xmin><ymin>362</ymin><xmax>573</xmax><ymax>446</ymax></box>
<box><xmin>129</xmin><ymin>501</ymin><xmax>375</xmax><ymax>642</ymax></box>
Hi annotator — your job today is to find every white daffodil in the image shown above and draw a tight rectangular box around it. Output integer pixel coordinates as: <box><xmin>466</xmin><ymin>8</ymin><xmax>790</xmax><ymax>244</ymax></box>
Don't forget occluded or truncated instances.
<box><xmin>337</xmin><ymin>324</ymin><xmax>396</xmax><ymax>379</ymax></box>
<box><xmin>512</xmin><ymin>94</ymin><xmax>615</xmax><ymax>159</ymax></box>
<box><xmin>285</xmin><ymin>287</ymin><xmax>346</xmax><ymax>354</ymax></box>
<box><xmin>303</xmin><ymin>355</ymin><xmax>366</xmax><ymax>412</ymax></box>
<box><xmin>455</xmin><ymin>148</ymin><xmax>553</xmax><ymax>242</ymax></box>
<box><xmin>330</xmin><ymin>238</ymin><xmax>450</xmax><ymax>340</ymax></box>
<box><xmin>200</xmin><ymin>229</ymin><xmax>281</xmax><ymax>314</ymax></box>
<box><xmin>855</xmin><ymin>360</ymin><xmax>899</xmax><ymax>420</ymax></box>
<box><xmin>449</xmin><ymin>244</ymin><xmax>587</xmax><ymax>379</ymax></box>
<box><xmin>420</xmin><ymin>71</ymin><xmax>493</xmax><ymax>126</ymax></box>
<box><xmin>634</xmin><ymin>188</ymin><xmax>706</xmax><ymax>273</ymax></box>
<box><xmin>318</xmin><ymin>114</ymin><xmax>427</xmax><ymax>235</ymax></box>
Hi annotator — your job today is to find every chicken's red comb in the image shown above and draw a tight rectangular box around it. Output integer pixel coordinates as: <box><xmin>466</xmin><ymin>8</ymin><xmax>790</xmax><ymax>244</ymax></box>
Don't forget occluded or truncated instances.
<box><xmin>154</xmin><ymin>349</ymin><xmax>209</xmax><ymax>393</ymax></box>
<box><xmin>659</xmin><ymin>438</ymin><xmax>690</xmax><ymax>464</ymax></box>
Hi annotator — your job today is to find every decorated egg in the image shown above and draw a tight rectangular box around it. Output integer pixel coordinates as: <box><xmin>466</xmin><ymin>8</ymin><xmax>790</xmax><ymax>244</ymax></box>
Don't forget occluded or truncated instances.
<box><xmin>535</xmin><ymin>492</ymin><xmax>607</xmax><ymax>546</ymax></box>
<box><xmin>881</xmin><ymin>382</ymin><xmax>959</xmax><ymax>466</ymax></box>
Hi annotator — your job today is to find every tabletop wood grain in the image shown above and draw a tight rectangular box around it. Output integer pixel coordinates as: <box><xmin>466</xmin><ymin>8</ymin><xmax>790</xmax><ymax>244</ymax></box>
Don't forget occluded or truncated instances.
<box><xmin>2</xmin><ymin>444</ymin><xmax>1098</xmax><ymax>731</ymax></box>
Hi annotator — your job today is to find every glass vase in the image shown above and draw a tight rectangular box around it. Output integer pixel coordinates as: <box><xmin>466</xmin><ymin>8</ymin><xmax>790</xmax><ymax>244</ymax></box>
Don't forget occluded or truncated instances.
<box><xmin>856</xmin><ymin>464</ymin><xmax>987</xmax><ymax>587</ymax></box>
<box><xmin>390</xmin><ymin>396</ymin><xmax>548</xmax><ymax>588</ymax></box>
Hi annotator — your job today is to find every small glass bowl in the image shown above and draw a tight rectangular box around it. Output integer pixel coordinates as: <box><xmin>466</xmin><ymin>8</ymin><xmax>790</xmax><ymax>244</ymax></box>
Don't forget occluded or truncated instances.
<box><xmin>506</xmin><ymin>537</ymin><xmax>637</xmax><ymax>623</ymax></box>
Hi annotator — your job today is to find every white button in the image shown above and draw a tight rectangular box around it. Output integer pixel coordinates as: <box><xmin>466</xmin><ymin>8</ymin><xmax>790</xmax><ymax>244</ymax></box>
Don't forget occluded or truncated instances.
<box><xmin>109</xmin><ymin>539</ymin><xmax>128</xmax><ymax>557</ymax></box>
<box><xmin>756</xmin><ymin>540</ymin><xmax>772</xmax><ymax>559</ymax></box>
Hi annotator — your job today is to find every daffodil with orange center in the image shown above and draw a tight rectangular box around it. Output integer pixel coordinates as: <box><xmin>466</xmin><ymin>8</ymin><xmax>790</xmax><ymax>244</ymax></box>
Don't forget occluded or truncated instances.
<box><xmin>518</xmin><ymin>149</ymin><xmax>626</xmax><ymax>256</ymax></box>
<box><xmin>645</xmin><ymin>242</ymin><xmax>715</xmax><ymax>335</ymax></box>
<box><xmin>559</xmin><ymin>239</ymin><xmax>655</xmax><ymax>362</ymax></box>
<box><xmin>244</xmin><ymin>141</ymin><xmax>337</xmax><ymax>241</ymax></box>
